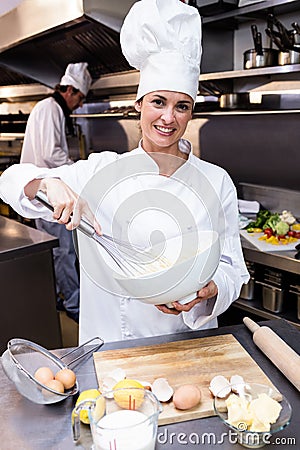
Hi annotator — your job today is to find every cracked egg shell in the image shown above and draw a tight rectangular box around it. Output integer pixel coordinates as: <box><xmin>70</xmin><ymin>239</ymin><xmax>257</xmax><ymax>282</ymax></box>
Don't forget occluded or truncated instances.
<box><xmin>230</xmin><ymin>374</ymin><xmax>245</xmax><ymax>393</ymax></box>
<box><xmin>137</xmin><ymin>380</ymin><xmax>153</xmax><ymax>391</ymax></box>
<box><xmin>109</xmin><ymin>368</ymin><xmax>126</xmax><ymax>383</ymax></box>
<box><xmin>152</xmin><ymin>378</ymin><xmax>174</xmax><ymax>402</ymax></box>
<box><xmin>209</xmin><ymin>375</ymin><xmax>231</xmax><ymax>398</ymax></box>
<box><xmin>99</xmin><ymin>376</ymin><xmax>118</xmax><ymax>398</ymax></box>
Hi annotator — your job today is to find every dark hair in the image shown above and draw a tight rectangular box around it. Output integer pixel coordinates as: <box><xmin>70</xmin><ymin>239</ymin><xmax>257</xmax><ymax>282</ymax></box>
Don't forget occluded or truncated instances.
<box><xmin>54</xmin><ymin>84</ymin><xmax>79</xmax><ymax>95</ymax></box>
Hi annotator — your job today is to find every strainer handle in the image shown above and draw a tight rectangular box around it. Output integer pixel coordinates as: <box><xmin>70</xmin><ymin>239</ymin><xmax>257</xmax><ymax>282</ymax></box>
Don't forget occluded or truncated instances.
<box><xmin>60</xmin><ymin>337</ymin><xmax>104</xmax><ymax>366</ymax></box>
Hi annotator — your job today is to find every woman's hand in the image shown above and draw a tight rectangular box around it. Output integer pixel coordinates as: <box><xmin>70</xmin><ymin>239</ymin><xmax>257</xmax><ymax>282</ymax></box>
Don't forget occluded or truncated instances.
<box><xmin>24</xmin><ymin>177</ymin><xmax>102</xmax><ymax>234</ymax></box>
<box><xmin>155</xmin><ymin>280</ymin><xmax>218</xmax><ymax>315</ymax></box>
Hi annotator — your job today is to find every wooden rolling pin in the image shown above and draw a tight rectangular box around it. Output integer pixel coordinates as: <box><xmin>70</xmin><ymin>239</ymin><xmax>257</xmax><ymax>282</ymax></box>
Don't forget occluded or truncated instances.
<box><xmin>243</xmin><ymin>317</ymin><xmax>300</xmax><ymax>391</ymax></box>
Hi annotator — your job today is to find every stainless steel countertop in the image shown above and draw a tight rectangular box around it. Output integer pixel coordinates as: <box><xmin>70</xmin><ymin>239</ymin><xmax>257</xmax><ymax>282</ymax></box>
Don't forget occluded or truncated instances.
<box><xmin>0</xmin><ymin>215</ymin><xmax>58</xmax><ymax>260</ymax></box>
<box><xmin>241</xmin><ymin>236</ymin><xmax>300</xmax><ymax>275</ymax></box>
<box><xmin>0</xmin><ymin>319</ymin><xmax>299</xmax><ymax>449</ymax></box>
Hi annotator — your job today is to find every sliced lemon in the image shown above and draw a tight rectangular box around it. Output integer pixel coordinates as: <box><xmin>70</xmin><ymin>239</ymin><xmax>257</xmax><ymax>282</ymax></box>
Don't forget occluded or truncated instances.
<box><xmin>74</xmin><ymin>388</ymin><xmax>101</xmax><ymax>424</ymax></box>
<box><xmin>113</xmin><ymin>379</ymin><xmax>145</xmax><ymax>409</ymax></box>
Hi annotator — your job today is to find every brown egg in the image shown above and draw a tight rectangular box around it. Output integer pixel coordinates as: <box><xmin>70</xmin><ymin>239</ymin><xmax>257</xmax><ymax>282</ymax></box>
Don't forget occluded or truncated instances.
<box><xmin>34</xmin><ymin>366</ymin><xmax>54</xmax><ymax>385</ymax></box>
<box><xmin>173</xmin><ymin>384</ymin><xmax>202</xmax><ymax>410</ymax></box>
<box><xmin>55</xmin><ymin>368</ymin><xmax>76</xmax><ymax>390</ymax></box>
<box><xmin>44</xmin><ymin>379</ymin><xmax>65</xmax><ymax>394</ymax></box>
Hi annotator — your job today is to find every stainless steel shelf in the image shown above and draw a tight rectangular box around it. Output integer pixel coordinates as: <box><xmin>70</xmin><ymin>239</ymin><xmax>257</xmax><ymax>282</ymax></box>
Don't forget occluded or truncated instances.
<box><xmin>202</xmin><ymin>0</ymin><xmax>300</xmax><ymax>25</ymax></box>
<box><xmin>200</xmin><ymin>64</ymin><xmax>300</xmax><ymax>81</ymax></box>
<box><xmin>71</xmin><ymin>113</ymin><xmax>138</xmax><ymax>119</ymax></box>
<box><xmin>193</xmin><ymin>109</ymin><xmax>300</xmax><ymax>116</ymax></box>
<box><xmin>87</xmin><ymin>64</ymin><xmax>300</xmax><ymax>100</ymax></box>
<box><xmin>233</xmin><ymin>297</ymin><xmax>300</xmax><ymax>330</ymax></box>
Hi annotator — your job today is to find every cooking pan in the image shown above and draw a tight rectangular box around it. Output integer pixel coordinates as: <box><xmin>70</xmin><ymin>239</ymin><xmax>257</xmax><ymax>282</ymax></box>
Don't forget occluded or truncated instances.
<box><xmin>278</xmin><ymin>47</ymin><xmax>300</xmax><ymax>65</ymax></box>
<box><xmin>244</xmin><ymin>48</ymin><xmax>279</xmax><ymax>69</ymax></box>
<box><xmin>219</xmin><ymin>93</ymin><xmax>250</xmax><ymax>110</ymax></box>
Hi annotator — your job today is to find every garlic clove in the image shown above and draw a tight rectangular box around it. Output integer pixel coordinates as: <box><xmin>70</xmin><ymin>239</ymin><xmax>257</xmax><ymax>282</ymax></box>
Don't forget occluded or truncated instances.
<box><xmin>152</xmin><ymin>378</ymin><xmax>174</xmax><ymax>402</ymax></box>
<box><xmin>209</xmin><ymin>375</ymin><xmax>231</xmax><ymax>398</ymax></box>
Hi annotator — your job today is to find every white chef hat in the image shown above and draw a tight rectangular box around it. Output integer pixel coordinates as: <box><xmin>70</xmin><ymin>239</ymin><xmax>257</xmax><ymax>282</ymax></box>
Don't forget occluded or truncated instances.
<box><xmin>120</xmin><ymin>0</ymin><xmax>202</xmax><ymax>102</ymax></box>
<box><xmin>60</xmin><ymin>62</ymin><xmax>92</xmax><ymax>96</ymax></box>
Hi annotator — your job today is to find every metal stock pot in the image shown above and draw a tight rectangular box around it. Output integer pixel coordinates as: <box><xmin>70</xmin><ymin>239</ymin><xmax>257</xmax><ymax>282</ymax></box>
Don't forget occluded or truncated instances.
<box><xmin>244</xmin><ymin>48</ymin><xmax>279</xmax><ymax>69</ymax></box>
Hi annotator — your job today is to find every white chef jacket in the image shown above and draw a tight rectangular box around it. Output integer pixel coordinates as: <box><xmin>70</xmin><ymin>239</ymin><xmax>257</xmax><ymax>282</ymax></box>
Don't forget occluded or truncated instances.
<box><xmin>20</xmin><ymin>96</ymin><xmax>73</xmax><ymax>168</ymax></box>
<box><xmin>0</xmin><ymin>139</ymin><xmax>249</xmax><ymax>343</ymax></box>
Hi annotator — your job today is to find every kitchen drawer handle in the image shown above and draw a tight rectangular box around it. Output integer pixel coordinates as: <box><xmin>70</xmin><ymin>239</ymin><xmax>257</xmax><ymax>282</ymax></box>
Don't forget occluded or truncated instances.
<box><xmin>256</xmin><ymin>280</ymin><xmax>283</xmax><ymax>292</ymax></box>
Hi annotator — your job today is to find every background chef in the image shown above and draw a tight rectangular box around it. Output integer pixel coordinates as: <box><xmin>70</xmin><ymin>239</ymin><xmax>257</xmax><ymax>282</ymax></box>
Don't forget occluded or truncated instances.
<box><xmin>20</xmin><ymin>62</ymin><xmax>92</xmax><ymax>323</ymax></box>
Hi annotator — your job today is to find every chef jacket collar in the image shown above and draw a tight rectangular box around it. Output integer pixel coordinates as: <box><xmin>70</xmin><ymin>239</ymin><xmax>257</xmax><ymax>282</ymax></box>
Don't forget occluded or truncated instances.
<box><xmin>134</xmin><ymin>138</ymin><xmax>192</xmax><ymax>174</ymax></box>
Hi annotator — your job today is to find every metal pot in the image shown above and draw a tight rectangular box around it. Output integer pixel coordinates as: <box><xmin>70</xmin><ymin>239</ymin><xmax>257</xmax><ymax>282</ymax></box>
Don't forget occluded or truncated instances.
<box><xmin>240</xmin><ymin>277</ymin><xmax>255</xmax><ymax>300</ymax></box>
<box><xmin>219</xmin><ymin>93</ymin><xmax>250</xmax><ymax>110</ymax></box>
<box><xmin>243</xmin><ymin>48</ymin><xmax>279</xmax><ymax>69</ymax></box>
<box><xmin>256</xmin><ymin>280</ymin><xmax>285</xmax><ymax>313</ymax></box>
<box><xmin>278</xmin><ymin>47</ymin><xmax>300</xmax><ymax>65</ymax></box>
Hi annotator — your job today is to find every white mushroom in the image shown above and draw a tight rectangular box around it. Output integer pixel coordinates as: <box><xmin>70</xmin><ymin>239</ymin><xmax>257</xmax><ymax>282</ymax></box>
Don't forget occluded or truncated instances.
<box><xmin>152</xmin><ymin>378</ymin><xmax>174</xmax><ymax>402</ymax></box>
<box><xmin>209</xmin><ymin>375</ymin><xmax>231</xmax><ymax>398</ymax></box>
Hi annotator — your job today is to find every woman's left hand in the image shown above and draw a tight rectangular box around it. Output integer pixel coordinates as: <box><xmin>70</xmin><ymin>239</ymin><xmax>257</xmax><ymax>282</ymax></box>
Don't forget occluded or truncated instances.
<box><xmin>155</xmin><ymin>280</ymin><xmax>218</xmax><ymax>315</ymax></box>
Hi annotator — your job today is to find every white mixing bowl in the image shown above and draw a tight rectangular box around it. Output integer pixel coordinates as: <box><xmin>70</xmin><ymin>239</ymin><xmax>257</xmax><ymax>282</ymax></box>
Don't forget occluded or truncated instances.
<box><xmin>114</xmin><ymin>230</ymin><xmax>220</xmax><ymax>306</ymax></box>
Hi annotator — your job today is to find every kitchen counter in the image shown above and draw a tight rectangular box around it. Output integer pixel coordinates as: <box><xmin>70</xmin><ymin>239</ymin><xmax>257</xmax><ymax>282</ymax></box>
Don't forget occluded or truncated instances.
<box><xmin>0</xmin><ymin>319</ymin><xmax>299</xmax><ymax>449</ymax></box>
<box><xmin>0</xmin><ymin>215</ymin><xmax>58</xmax><ymax>260</ymax></box>
<box><xmin>241</xmin><ymin>236</ymin><xmax>300</xmax><ymax>276</ymax></box>
<box><xmin>0</xmin><ymin>216</ymin><xmax>62</xmax><ymax>353</ymax></box>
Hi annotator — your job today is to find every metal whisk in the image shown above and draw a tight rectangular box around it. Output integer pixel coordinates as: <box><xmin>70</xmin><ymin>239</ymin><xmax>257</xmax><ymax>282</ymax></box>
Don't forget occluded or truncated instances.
<box><xmin>35</xmin><ymin>191</ymin><xmax>169</xmax><ymax>276</ymax></box>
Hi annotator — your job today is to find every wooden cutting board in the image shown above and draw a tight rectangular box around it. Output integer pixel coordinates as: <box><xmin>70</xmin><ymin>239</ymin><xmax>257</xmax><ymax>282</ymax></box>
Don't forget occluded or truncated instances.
<box><xmin>93</xmin><ymin>334</ymin><xmax>279</xmax><ymax>426</ymax></box>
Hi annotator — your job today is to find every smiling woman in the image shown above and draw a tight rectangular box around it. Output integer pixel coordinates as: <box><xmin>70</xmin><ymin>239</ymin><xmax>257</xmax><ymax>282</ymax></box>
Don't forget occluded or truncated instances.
<box><xmin>134</xmin><ymin>91</ymin><xmax>193</xmax><ymax>171</ymax></box>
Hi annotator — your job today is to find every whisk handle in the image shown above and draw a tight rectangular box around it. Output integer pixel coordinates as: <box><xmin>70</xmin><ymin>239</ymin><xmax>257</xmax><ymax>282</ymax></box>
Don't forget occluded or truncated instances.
<box><xmin>35</xmin><ymin>190</ymin><xmax>96</xmax><ymax>238</ymax></box>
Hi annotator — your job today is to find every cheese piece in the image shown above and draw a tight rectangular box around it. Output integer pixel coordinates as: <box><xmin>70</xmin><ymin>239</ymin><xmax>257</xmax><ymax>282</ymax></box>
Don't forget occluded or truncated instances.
<box><xmin>249</xmin><ymin>418</ymin><xmax>270</xmax><ymax>433</ymax></box>
<box><xmin>225</xmin><ymin>392</ymin><xmax>282</xmax><ymax>433</ymax></box>
<box><xmin>249</xmin><ymin>393</ymin><xmax>282</xmax><ymax>426</ymax></box>
<box><xmin>226</xmin><ymin>394</ymin><xmax>252</xmax><ymax>428</ymax></box>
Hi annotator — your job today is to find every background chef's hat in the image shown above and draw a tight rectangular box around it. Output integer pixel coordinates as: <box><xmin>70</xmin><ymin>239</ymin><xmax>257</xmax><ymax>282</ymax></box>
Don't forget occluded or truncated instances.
<box><xmin>120</xmin><ymin>0</ymin><xmax>202</xmax><ymax>101</ymax></box>
<box><xmin>60</xmin><ymin>62</ymin><xmax>92</xmax><ymax>96</ymax></box>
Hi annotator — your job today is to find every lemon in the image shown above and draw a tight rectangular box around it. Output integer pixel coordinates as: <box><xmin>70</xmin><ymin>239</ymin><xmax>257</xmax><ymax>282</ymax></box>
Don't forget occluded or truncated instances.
<box><xmin>73</xmin><ymin>388</ymin><xmax>101</xmax><ymax>424</ymax></box>
<box><xmin>113</xmin><ymin>379</ymin><xmax>145</xmax><ymax>409</ymax></box>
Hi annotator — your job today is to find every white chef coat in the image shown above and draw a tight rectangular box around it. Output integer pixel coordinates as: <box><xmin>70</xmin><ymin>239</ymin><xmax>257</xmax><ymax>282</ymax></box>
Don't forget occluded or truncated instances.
<box><xmin>19</xmin><ymin>95</ymin><xmax>79</xmax><ymax>319</ymax></box>
<box><xmin>20</xmin><ymin>96</ymin><xmax>73</xmax><ymax>168</ymax></box>
<box><xmin>0</xmin><ymin>139</ymin><xmax>249</xmax><ymax>343</ymax></box>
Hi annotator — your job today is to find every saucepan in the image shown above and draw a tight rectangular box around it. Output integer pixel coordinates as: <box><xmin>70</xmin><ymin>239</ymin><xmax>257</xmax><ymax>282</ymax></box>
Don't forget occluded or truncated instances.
<box><xmin>244</xmin><ymin>23</ymin><xmax>279</xmax><ymax>69</ymax></box>
<box><xmin>278</xmin><ymin>45</ymin><xmax>300</xmax><ymax>65</ymax></box>
<box><xmin>219</xmin><ymin>93</ymin><xmax>251</xmax><ymax>110</ymax></box>
<box><xmin>243</xmin><ymin>48</ymin><xmax>279</xmax><ymax>69</ymax></box>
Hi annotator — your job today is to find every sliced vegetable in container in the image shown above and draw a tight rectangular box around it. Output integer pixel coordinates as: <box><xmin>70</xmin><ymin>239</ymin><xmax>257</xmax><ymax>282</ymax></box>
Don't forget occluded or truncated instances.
<box><xmin>243</xmin><ymin>208</ymin><xmax>300</xmax><ymax>246</ymax></box>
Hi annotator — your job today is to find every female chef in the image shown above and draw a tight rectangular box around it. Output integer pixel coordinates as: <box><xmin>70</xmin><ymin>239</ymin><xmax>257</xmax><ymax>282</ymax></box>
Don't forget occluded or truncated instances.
<box><xmin>0</xmin><ymin>0</ymin><xmax>249</xmax><ymax>343</ymax></box>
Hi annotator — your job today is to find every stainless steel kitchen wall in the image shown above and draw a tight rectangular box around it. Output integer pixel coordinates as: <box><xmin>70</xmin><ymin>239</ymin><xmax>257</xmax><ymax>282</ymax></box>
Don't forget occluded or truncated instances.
<box><xmin>197</xmin><ymin>113</ymin><xmax>300</xmax><ymax>193</ymax></box>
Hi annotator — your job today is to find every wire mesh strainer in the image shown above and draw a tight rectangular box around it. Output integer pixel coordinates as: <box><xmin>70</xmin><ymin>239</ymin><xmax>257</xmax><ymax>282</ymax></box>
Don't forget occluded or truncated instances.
<box><xmin>1</xmin><ymin>337</ymin><xmax>103</xmax><ymax>404</ymax></box>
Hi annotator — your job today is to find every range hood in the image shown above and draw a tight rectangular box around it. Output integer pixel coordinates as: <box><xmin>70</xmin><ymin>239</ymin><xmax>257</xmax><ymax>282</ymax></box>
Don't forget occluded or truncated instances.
<box><xmin>0</xmin><ymin>0</ymin><xmax>136</xmax><ymax>100</ymax></box>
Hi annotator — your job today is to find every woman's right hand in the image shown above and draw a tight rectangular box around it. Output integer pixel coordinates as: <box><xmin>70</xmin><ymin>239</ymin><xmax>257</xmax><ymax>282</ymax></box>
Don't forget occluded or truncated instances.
<box><xmin>24</xmin><ymin>177</ymin><xmax>102</xmax><ymax>235</ymax></box>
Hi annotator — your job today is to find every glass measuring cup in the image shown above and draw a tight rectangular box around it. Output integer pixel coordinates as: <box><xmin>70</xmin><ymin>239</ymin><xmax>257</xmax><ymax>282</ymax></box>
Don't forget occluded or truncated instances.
<box><xmin>72</xmin><ymin>387</ymin><xmax>162</xmax><ymax>450</ymax></box>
